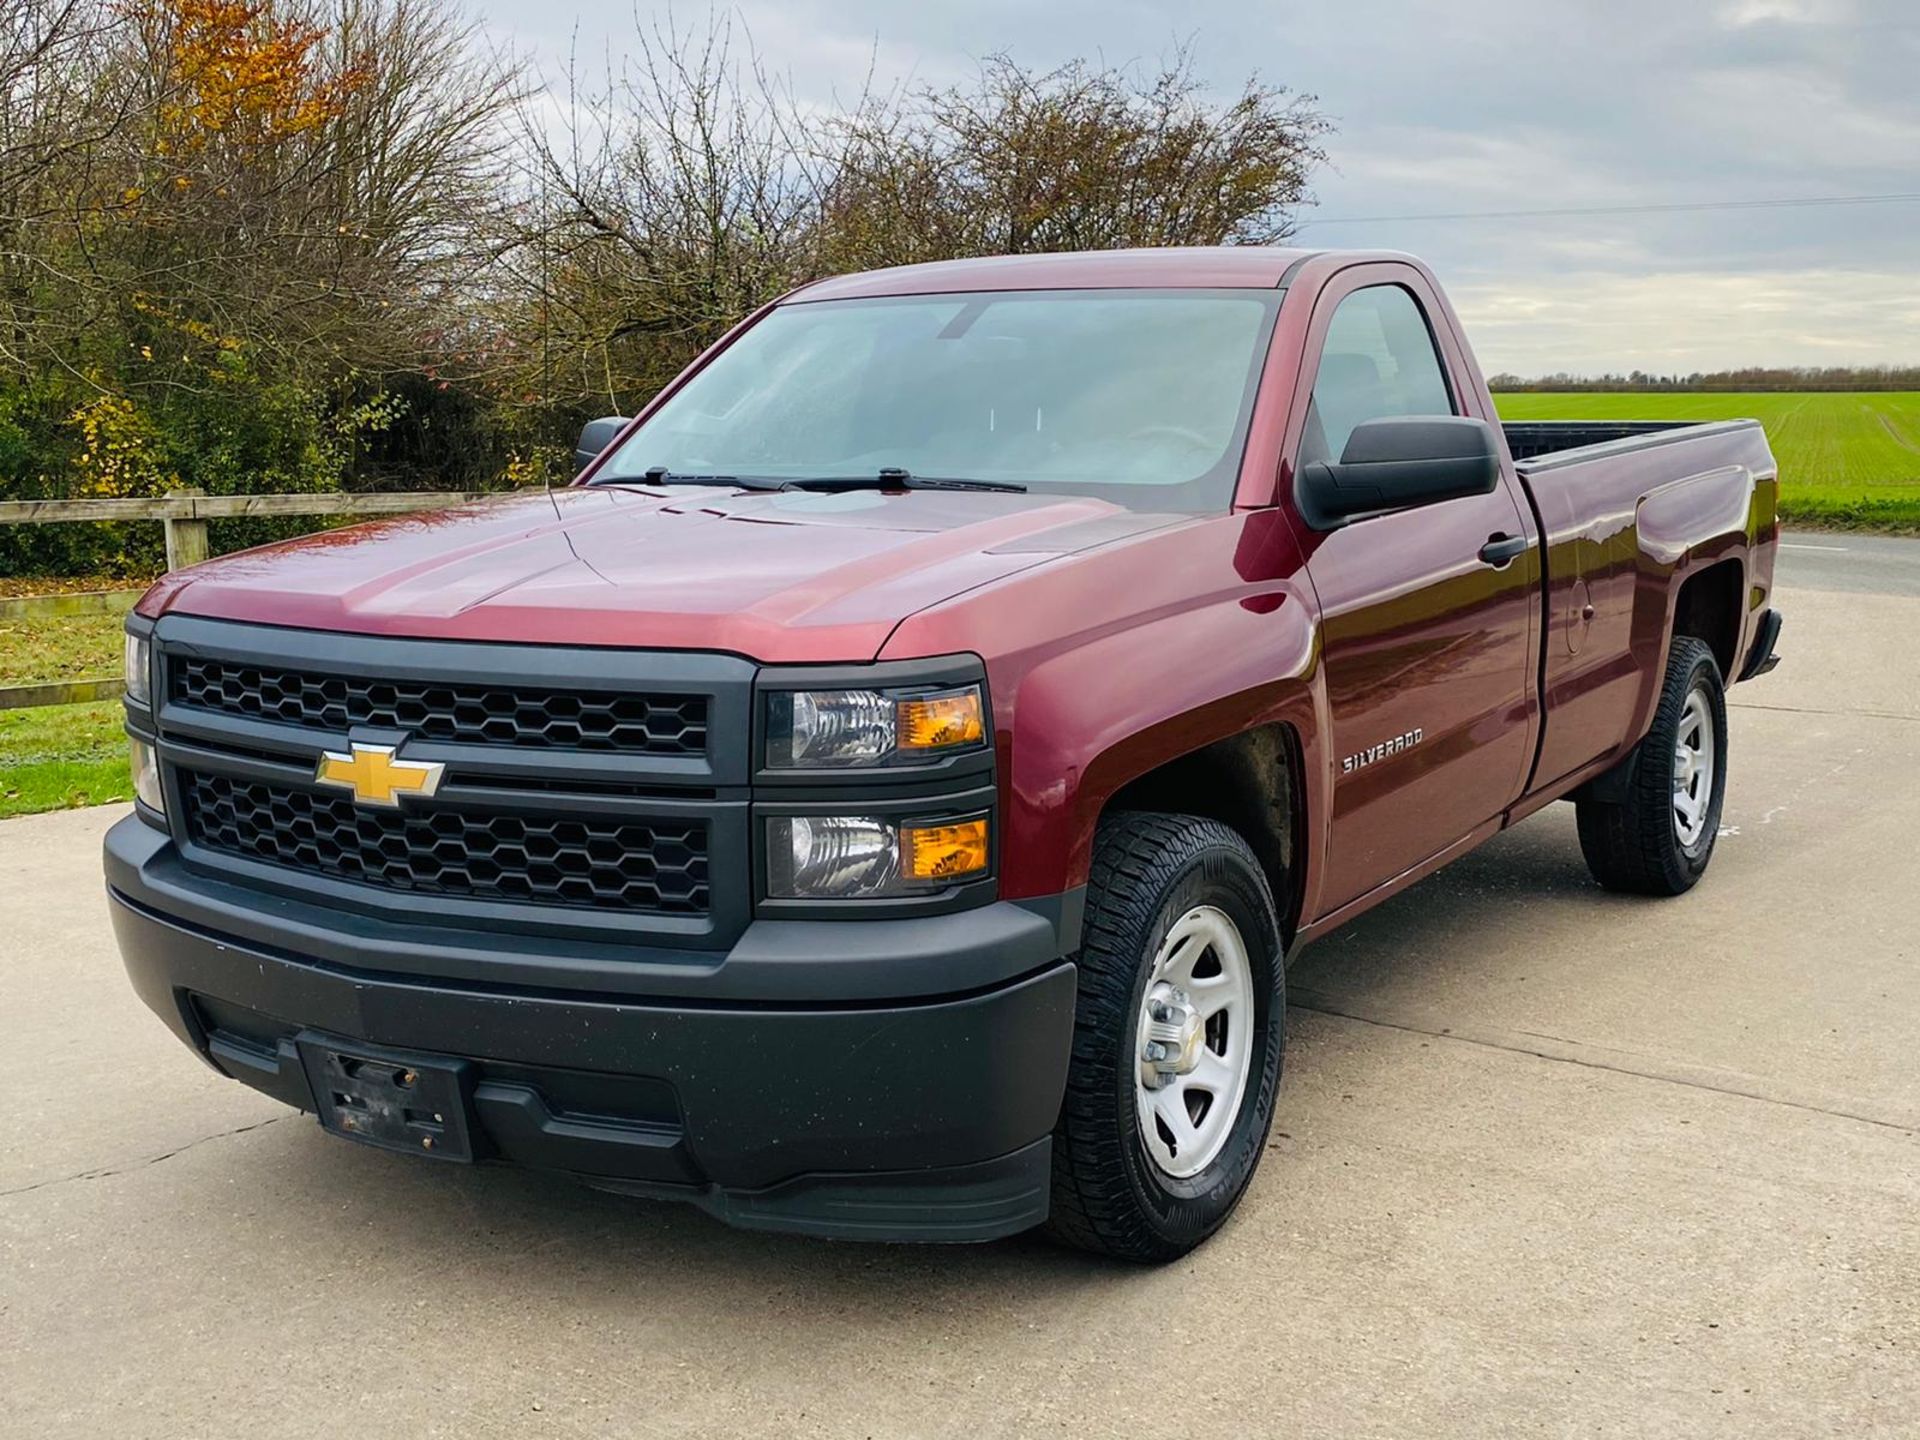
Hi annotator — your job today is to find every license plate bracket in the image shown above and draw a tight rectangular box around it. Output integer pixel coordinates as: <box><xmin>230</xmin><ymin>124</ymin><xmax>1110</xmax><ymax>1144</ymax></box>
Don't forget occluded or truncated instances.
<box><xmin>295</xmin><ymin>1035</ymin><xmax>478</xmax><ymax>1163</ymax></box>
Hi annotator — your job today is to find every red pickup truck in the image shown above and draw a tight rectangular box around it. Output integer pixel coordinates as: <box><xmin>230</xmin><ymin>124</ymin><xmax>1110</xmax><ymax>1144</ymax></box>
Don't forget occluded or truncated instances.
<box><xmin>108</xmin><ymin>248</ymin><xmax>1781</xmax><ymax>1260</ymax></box>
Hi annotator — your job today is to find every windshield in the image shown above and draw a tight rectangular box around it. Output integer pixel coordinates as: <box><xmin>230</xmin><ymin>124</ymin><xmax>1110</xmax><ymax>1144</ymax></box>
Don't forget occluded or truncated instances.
<box><xmin>594</xmin><ymin>288</ymin><xmax>1282</xmax><ymax>511</ymax></box>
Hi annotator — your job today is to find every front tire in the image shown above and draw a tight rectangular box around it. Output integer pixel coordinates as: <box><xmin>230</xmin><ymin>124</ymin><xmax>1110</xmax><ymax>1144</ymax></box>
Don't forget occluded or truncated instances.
<box><xmin>1047</xmin><ymin>812</ymin><xmax>1285</xmax><ymax>1262</ymax></box>
<box><xmin>1576</xmin><ymin>635</ymin><xmax>1728</xmax><ymax>896</ymax></box>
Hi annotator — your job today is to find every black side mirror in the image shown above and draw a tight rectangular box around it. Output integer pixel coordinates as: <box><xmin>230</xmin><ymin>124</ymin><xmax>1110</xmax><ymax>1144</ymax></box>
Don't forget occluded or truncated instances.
<box><xmin>1298</xmin><ymin>416</ymin><xmax>1500</xmax><ymax>529</ymax></box>
<box><xmin>574</xmin><ymin>416</ymin><xmax>630</xmax><ymax>472</ymax></box>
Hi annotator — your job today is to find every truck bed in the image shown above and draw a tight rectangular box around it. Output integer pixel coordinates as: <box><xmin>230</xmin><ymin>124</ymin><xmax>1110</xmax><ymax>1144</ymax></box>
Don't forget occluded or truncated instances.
<box><xmin>1503</xmin><ymin>416</ymin><xmax>1778</xmax><ymax>796</ymax></box>
<box><xmin>1502</xmin><ymin>419</ymin><xmax>1702</xmax><ymax>464</ymax></box>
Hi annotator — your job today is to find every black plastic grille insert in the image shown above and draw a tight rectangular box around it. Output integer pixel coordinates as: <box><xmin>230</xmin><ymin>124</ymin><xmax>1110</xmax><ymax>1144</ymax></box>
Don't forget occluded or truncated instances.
<box><xmin>172</xmin><ymin>656</ymin><xmax>707</xmax><ymax>756</ymax></box>
<box><xmin>180</xmin><ymin>770</ymin><xmax>709</xmax><ymax>915</ymax></box>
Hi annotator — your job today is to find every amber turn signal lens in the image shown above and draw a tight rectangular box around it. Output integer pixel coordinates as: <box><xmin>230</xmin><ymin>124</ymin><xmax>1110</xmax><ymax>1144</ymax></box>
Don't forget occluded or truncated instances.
<box><xmin>900</xmin><ymin>818</ymin><xmax>990</xmax><ymax>882</ymax></box>
<box><xmin>896</xmin><ymin>689</ymin><xmax>985</xmax><ymax>751</ymax></box>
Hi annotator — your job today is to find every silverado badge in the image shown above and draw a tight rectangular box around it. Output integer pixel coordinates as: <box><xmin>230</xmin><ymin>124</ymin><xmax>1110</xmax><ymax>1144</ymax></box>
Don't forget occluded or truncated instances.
<box><xmin>1342</xmin><ymin>728</ymin><xmax>1424</xmax><ymax>776</ymax></box>
<box><xmin>314</xmin><ymin>741</ymin><xmax>446</xmax><ymax>808</ymax></box>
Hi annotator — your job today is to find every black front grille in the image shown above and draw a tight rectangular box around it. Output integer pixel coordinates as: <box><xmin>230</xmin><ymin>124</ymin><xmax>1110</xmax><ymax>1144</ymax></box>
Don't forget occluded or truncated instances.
<box><xmin>173</xmin><ymin>657</ymin><xmax>707</xmax><ymax>756</ymax></box>
<box><xmin>180</xmin><ymin>770</ymin><xmax>709</xmax><ymax>916</ymax></box>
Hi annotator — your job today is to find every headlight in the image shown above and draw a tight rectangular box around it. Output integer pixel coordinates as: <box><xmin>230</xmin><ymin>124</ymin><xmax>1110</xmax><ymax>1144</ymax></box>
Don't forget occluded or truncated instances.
<box><xmin>765</xmin><ymin>683</ymin><xmax>986</xmax><ymax>769</ymax></box>
<box><xmin>123</xmin><ymin>631</ymin><xmax>152</xmax><ymax>706</ymax></box>
<box><xmin>767</xmin><ymin>814</ymin><xmax>989</xmax><ymax>898</ymax></box>
<box><xmin>129</xmin><ymin>737</ymin><xmax>165</xmax><ymax>817</ymax></box>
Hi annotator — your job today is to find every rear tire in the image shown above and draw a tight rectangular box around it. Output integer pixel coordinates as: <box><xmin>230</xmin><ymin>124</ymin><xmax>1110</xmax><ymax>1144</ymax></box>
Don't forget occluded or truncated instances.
<box><xmin>1576</xmin><ymin>636</ymin><xmax>1728</xmax><ymax>896</ymax></box>
<box><xmin>1046</xmin><ymin>812</ymin><xmax>1285</xmax><ymax>1263</ymax></box>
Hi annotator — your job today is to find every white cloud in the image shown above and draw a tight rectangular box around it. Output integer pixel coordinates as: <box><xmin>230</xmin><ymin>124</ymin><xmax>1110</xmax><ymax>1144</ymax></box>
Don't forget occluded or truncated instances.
<box><xmin>1717</xmin><ymin>0</ymin><xmax>1855</xmax><ymax>25</ymax></box>
<box><xmin>1674</xmin><ymin>63</ymin><xmax>1920</xmax><ymax>173</ymax></box>
<box><xmin>1449</xmin><ymin>268</ymin><xmax>1920</xmax><ymax>374</ymax></box>
<box><xmin>474</xmin><ymin>0</ymin><xmax>1920</xmax><ymax>370</ymax></box>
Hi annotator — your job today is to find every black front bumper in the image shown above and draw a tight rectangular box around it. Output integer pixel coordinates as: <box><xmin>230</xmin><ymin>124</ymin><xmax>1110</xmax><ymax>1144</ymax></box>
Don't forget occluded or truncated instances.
<box><xmin>106</xmin><ymin>817</ymin><xmax>1077</xmax><ymax>1242</ymax></box>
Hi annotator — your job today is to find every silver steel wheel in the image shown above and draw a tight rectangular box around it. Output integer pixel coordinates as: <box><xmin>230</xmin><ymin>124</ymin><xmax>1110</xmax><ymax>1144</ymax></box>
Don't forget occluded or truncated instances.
<box><xmin>1135</xmin><ymin>904</ymin><xmax>1255</xmax><ymax>1179</ymax></box>
<box><xmin>1672</xmin><ymin>685</ymin><xmax>1715</xmax><ymax>849</ymax></box>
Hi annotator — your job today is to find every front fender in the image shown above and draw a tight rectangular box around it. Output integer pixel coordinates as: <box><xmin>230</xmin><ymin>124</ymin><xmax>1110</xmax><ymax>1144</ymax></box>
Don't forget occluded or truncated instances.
<box><xmin>997</xmin><ymin>586</ymin><xmax>1326</xmax><ymax>901</ymax></box>
<box><xmin>878</xmin><ymin>507</ymin><xmax>1327</xmax><ymax>911</ymax></box>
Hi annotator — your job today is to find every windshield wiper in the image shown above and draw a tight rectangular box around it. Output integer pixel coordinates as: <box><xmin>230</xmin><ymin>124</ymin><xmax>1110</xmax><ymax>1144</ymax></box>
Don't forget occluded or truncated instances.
<box><xmin>596</xmin><ymin>468</ymin><xmax>794</xmax><ymax>492</ymax></box>
<box><xmin>787</xmin><ymin>467</ymin><xmax>1027</xmax><ymax>494</ymax></box>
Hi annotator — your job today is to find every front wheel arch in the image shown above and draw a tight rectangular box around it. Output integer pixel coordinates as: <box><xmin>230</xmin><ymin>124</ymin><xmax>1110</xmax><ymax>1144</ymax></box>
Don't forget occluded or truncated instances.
<box><xmin>1089</xmin><ymin>723</ymin><xmax>1309</xmax><ymax>948</ymax></box>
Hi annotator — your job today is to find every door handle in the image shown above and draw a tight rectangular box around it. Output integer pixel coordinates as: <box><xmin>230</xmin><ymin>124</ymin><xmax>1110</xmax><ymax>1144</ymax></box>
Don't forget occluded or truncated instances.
<box><xmin>1478</xmin><ymin>533</ymin><xmax>1529</xmax><ymax>568</ymax></box>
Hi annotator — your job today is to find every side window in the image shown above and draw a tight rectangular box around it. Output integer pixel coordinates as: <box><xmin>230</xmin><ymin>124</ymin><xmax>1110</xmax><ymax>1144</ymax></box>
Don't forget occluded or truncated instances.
<box><xmin>1304</xmin><ymin>285</ymin><xmax>1455</xmax><ymax>464</ymax></box>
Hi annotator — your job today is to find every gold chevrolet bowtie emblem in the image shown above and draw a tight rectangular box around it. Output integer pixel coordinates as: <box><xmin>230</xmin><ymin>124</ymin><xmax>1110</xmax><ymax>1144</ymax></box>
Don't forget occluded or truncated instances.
<box><xmin>314</xmin><ymin>741</ymin><xmax>445</xmax><ymax>808</ymax></box>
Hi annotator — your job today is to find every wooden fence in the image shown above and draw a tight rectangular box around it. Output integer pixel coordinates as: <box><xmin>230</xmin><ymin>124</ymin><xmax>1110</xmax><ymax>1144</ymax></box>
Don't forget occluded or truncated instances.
<box><xmin>1</xmin><ymin>488</ymin><xmax>496</xmax><ymax>710</ymax></box>
<box><xmin>0</xmin><ymin>487</ymin><xmax>490</xmax><ymax>570</ymax></box>
<box><xmin>0</xmin><ymin>587</ymin><xmax>140</xmax><ymax>624</ymax></box>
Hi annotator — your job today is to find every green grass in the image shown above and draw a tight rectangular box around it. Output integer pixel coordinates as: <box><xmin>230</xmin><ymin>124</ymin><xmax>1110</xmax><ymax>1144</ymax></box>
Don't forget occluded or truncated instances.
<box><xmin>0</xmin><ymin>607</ymin><xmax>126</xmax><ymax>687</ymax></box>
<box><xmin>1493</xmin><ymin>391</ymin><xmax>1920</xmax><ymax>531</ymax></box>
<box><xmin>0</xmin><ymin>607</ymin><xmax>131</xmax><ymax>819</ymax></box>
<box><xmin>0</xmin><ymin>700</ymin><xmax>130</xmax><ymax>819</ymax></box>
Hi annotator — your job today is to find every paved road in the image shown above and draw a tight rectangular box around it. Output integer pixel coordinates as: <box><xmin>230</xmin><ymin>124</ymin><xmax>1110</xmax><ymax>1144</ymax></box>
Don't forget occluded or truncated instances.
<box><xmin>1776</xmin><ymin>529</ymin><xmax>1920</xmax><ymax>597</ymax></box>
<box><xmin>4</xmin><ymin>541</ymin><xmax>1917</xmax><ymax>1438</ymax></box>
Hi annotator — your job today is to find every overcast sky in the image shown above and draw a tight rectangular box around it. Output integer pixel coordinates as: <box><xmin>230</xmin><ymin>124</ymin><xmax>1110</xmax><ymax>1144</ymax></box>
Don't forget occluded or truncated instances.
<box><xmin>476</xmin><ymin>0</ymin><xmax>1920</xmax><ymax>375</ymax></box>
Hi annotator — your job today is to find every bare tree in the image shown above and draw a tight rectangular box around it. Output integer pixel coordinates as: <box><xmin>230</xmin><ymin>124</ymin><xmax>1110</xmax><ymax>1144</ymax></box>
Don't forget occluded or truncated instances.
<box><xmin>0</xmin><ymin>1</ymin><xmax>135</xmax><ymax>377</ymax></box>
<box><xmin>505</xmin><ymin>14</ymin><xmax>824</xmax><ymax>414</ymax></box>
<box><xmin>509</xmin><ymin>25</ymin><xmax>1331</xmax><ymax>428</ymax></box>
<box><xmin>820</xmin><ymin>51</ymin><xmax>1329</xmax><ymax>269</ymax></box>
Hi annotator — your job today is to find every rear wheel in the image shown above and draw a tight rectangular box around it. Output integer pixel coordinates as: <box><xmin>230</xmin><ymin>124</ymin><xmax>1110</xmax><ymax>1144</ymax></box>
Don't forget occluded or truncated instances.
<box><xmin>1047</xmin><ymin>812</ymin><xmax>1285</xmax><ymax>1262</ymax></box>
<box><xmin>1576</xmin><ymin>635</ymin><xmax>1728</xmax><ymax>896</ymax></box>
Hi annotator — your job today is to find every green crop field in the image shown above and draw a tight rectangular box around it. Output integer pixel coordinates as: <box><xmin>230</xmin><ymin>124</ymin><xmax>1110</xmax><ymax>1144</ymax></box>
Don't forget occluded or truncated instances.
<box><xmin>1493</xmin><ymin>392</ymin><xmax>1920</xmax><ymax>531</ymax></box>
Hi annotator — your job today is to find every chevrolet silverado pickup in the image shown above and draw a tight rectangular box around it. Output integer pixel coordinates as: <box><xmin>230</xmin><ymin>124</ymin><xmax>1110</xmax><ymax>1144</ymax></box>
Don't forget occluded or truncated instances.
<box><xmin>107</xmin><ymin>248</ymin><xmax>1782</xmax><ymax>1261</ymax></box>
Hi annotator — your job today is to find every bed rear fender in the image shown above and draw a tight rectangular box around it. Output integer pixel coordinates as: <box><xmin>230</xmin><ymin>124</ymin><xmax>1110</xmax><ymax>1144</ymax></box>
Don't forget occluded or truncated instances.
<box><xmin>1626</xmin><ymin>464</ymin><xmax>1757</xmax><ymax>735</ymax></box>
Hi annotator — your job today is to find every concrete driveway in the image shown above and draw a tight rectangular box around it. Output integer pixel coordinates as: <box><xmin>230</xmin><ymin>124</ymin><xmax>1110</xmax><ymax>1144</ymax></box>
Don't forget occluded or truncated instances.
<box><xmin>4</xmin><ymin>537</ymin><xmax>1916</xmax><ymax>1438</ymax></box>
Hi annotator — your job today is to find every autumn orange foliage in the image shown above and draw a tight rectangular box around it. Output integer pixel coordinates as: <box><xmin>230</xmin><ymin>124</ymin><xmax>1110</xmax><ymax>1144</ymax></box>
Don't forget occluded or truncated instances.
<box><xmin>156</xmin><ymin>0</ymin><xmax>364</xmax><ymax>149</ymax></box>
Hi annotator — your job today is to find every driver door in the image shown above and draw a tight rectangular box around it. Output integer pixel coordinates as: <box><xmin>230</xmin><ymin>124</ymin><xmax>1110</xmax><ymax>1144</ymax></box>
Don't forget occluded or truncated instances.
<box><xmin>1291</xmin><ymin>264</ymin><xmax>1540</xmax><ymax>917</ymax></box>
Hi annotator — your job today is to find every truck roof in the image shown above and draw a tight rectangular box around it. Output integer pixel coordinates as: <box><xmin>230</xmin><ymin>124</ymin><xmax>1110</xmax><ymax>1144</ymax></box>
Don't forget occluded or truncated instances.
<box><xmin>794</xmin><ymin>246</ymin><xmax>1322</xmax><ymax>301</ymax></box>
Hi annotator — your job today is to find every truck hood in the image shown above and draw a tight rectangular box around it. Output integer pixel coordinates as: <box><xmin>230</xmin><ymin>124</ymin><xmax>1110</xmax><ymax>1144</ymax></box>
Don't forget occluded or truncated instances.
<box><xmin>141</xmin><ymin>485</ymin><xmax>1176</xmax><ymax>661</ymax></box>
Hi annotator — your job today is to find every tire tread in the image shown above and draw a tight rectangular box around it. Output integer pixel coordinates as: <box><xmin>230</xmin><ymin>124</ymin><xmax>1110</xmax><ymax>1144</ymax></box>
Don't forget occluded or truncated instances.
<box><xmin>1046</xmin><ymin>811</ymin><xmax>1281</xmax><ymax>1261</ymax></box>
<box><xmin>1576</xmin><ymin>635</ymin><xmax>1724</xmax><ymax>896</ymax></box>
